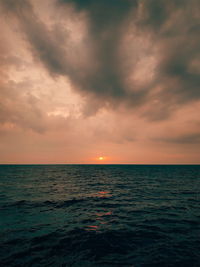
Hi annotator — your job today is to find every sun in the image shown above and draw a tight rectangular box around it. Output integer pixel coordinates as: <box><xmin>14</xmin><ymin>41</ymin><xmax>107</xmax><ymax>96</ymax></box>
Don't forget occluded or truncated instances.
<box><xmin>95</xmin><ymin>156</ymin><xmax>108</xmax><ymax>162</ymax></box>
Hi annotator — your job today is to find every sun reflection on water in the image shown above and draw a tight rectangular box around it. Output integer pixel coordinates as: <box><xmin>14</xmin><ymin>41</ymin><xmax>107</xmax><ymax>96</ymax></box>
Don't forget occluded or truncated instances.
<box><xmin>85</xmin><ymin>190</ymin><xmax>113</xmax><ymax>231</ymax></box>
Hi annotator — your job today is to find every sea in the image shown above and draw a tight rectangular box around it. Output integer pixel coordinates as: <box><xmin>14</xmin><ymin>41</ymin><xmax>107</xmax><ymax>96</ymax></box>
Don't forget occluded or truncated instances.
<box><xmin>0</xmin><ymin>164</ymin><xmax>200</xmax><ymax>267</ymax></box>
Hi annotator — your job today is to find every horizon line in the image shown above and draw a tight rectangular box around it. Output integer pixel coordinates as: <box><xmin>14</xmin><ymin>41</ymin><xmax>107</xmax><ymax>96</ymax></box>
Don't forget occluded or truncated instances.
<box><xmin>0</xmin><ymin>163</ymin><xmax>200</xmax><ymax>166</ymax></box>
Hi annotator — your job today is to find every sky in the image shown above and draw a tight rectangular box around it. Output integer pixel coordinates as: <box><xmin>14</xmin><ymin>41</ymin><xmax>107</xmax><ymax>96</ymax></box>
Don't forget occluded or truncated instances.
<box><xmin>0</xmin><ymin>0</ymin><xmax>200</xmax><ymax>164</ymax></box>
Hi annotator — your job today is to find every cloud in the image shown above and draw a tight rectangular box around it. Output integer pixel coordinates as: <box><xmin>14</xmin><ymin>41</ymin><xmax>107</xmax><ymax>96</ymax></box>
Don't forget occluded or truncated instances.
<box><xmin>0</xmin><ymin>0</ymin><xmax>200</xmax><ymax>163</ymax></box>
<box><xmin>158</xmin><ymin>133</ymin><xmax>200</xmax><ymax>145</ymax></box>
<box><xmin>0</xmin><ymin>80</ymin><xmax>46</xmax><ymax>133</ymax></box>
<box><xmin>1</xmin><ymin>0</ymin><xmax>200</xmax><ymax>119</ymax></box>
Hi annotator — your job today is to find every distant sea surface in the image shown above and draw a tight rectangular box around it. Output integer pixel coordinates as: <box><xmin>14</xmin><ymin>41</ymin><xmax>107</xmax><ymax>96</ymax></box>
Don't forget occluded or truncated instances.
<box><xmin>0</xmin><ymin>165</ymin><xmax>200</xmax><ymax>267</ymax></box>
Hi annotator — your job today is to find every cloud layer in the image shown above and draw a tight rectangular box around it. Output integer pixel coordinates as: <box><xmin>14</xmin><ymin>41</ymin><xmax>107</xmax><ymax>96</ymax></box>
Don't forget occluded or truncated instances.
<box><xmin>0</xmin><ymin>0</ymin><xmax>200</xmax><ymax>163</ymax></box>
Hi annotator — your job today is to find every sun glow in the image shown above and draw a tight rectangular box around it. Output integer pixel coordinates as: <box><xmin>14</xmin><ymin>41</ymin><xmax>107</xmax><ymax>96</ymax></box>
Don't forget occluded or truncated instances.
<box><xmin>93</xmin><ymin>156</ymin><xmax>109</xmax><ymax>163</ymax></box>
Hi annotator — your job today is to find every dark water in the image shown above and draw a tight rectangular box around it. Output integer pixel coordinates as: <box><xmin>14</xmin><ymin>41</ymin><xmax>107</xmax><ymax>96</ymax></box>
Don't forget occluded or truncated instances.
<box><xmin>0</xmin><ymin>165</ymin><xmax>200</xmax><ymax>267</ymax></box>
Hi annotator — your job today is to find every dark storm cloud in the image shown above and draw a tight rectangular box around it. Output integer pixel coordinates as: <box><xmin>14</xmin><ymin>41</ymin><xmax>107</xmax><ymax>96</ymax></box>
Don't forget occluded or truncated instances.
<box><xmin>1</xmin><ymin>0</ymin><xmax>200</xmax><ymax>118</ymax></box>
<box><xmin>1</xmin><ymin>0</ymin><xmax>143</xmax><ymax>109</ymax></box>
<box><xmin>0</xmin><ymin>0</ymin><xmax>70</xmax><ymax>76</ymax></box>
<box><xmin>60</xmin><ymin>0</ymin><xmax>200</xmax><ymax>109</ymax></box>
<box><xmin>58</xmin><ymin>0</ymin><xmax>140</xmax><ymax>103</ymax></box>
<box><xmin>158</xmin><ymin>133</ymin><xmax>200</xmax><ymax>145</ymax></box>
<box><xmin>59</xmin><ymin>0</ymin><xmax>135</xmax><ymax>31</ymax></box>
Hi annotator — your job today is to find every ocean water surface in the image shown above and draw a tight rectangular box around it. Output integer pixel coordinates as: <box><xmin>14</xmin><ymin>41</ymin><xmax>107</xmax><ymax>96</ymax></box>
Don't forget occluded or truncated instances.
<box><xmin>0</xmin><ymin>165</ymin><xmax>200</xmax><ymax>266</ymax></box>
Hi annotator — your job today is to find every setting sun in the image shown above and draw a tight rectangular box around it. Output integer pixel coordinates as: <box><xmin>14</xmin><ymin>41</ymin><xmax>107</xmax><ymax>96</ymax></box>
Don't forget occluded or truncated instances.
<box><xmin>93</xmin><ymin>156</ymin><xmax>110</xmax><ymax>163</ymax></box>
